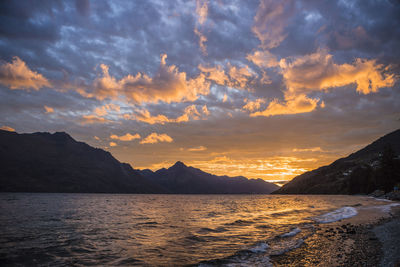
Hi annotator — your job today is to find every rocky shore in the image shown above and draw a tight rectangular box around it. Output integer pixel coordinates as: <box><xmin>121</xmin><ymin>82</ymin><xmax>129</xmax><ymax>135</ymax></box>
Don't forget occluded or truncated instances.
<box><xmin>271</xmin><ymin>204</ymin><xmax>400</xmax><ymax>266</ymax></box>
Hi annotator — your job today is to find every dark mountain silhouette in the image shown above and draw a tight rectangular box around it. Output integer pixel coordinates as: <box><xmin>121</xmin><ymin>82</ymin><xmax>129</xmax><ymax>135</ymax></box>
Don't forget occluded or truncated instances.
<box><xmin>274</xmin><ymin>129</ymin><xmax>400</xmax><ymax>194</ymax></box>
<box><xmin>0</xmin><ymin>130</ymin><xmax>278</xmax><ymax>194</ymax></box>
<box><xmin>0</xmin><ymin>130</ymin><xmax>162</xmax><ymax>193</ymax></box>
<box><xmin>139</xmin><ymin>161</ymin><xmax>279</xmax><ymax>194</ymax></box>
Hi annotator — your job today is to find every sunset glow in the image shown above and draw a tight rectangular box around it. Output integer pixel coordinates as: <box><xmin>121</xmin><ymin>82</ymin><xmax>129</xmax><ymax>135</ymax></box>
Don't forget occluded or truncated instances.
<box><xmin>1</xmin><ymin>0</ymin><xmax>399</xmax><ymax>181</ymax></box>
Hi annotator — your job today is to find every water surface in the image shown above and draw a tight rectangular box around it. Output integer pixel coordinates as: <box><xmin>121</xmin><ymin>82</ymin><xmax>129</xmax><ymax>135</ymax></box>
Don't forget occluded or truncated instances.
<box><xmin>0</xmin><ymin>193</ymin><xmax>390</xmax><ymax>266</ymax></box>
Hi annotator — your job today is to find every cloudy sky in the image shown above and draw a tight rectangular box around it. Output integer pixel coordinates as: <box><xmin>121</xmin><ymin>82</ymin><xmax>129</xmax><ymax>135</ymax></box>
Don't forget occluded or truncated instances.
<box><xmin>0</xmin><ymin>0</ymin><xmax>399</xmax><ymax>181</ymax></box>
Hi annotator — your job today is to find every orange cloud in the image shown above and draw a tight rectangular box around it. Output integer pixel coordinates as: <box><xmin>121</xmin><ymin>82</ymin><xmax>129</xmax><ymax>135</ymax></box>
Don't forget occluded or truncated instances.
<box><xmin>140</xmin><ymin>133</ymin><xmax>173</xmax><ymax>144</ymax></box>
<box><xmin>251</xmin><ymin>94</ymin><xmax>320</xmax><ymax>117</ymax></box>
<box><xmin>199</xmin><ymin>63</ymin><xmax>255</xmax><ymax>89</ymax></box>
<box><xmin>251</xmin><ymin>49</ymin><xmax>395</xmax><ymax>117</ymax></box>
<box><xmin>85</xmin><ymin>54</ymin><xmax>210</xmax><ymax>104</ymax></box>
<box><xmin>110</xmin><ymin>133</ymin><xmax>141</xmax><ymax>141</ymax></box>
<box><xmin>198</xmin><ymin>64</ymin><xmax>229</xmax><ymax>86</ymax></box>
<box><xmin>202</xmin><ymin>105</ymin><xmax>210</xmax><ymax>116</ymax></box>
<box><xmin>44</xmin><ymin>106</ymin><xmax>54</xmax><ymax>113</ymax></box>
<box><xmin>247</xmin><ymin>50</ymin><xmax>279</xmax><ymax>68</ymax></box>
<box><xmin>80</xmin><ymin>115</ymin><xmax>112</xmax><ymax>124</ymax></box>
<box><xmin>187</xmin><ymin>146</ymin><xmax>207</xmax><ymax>152</ymax></box>
<box><xmin>292</xmin><ymin>147</ymin><xmax>324</xmax><ymax>152</ymax></box>
<box><xmin>126</xmin><ymin>104</ymin><xmax>209</xmax><ymax>125</ymax></box>
<box><xmin>280</xmin><ymin>49</ymin><xmax>396</xmax><ymax>96</ymax></box>
<box><xmin>94</xmin><ymin>103</ymin><xmax>120</xmax><ymax>116</ymax></box>
<box><xmin>228</xmin><ymin>65</ymin><xmax>253</xmax><ymax>88</ymax></box>
<box><xmin>109</xmin><ymin>142</ymin><xmax>117</xmax><ymax>147</ymax></box>
<box><xmin>0</xmin><ymin>125</ymin><xmax>15</xmax><ymax>132</ymax></box>
<box><xmin>0</xmin><ymin>57</ymin><xmax>50</xmax><ymax>90</ymax></box>
<box><xmin>242</xmin><ymin>98</ymin><xmax>266</xmax><ymax>112</ymax></box>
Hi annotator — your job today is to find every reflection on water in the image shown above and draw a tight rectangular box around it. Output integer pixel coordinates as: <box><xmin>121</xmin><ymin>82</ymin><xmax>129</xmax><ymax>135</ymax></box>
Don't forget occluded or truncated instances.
<box><xmin>0</xmin><ymin>193</ymin><xmax>388</xmax><ymax>266</ymax></box>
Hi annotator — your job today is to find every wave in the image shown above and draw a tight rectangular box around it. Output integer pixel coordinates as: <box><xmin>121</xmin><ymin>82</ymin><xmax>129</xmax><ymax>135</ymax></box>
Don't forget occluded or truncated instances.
<box><xmin>280</xmin><ymin>227</ymin><xmax>301</xmax><ymax>238</ymax></box>
<box><xmin>249</xmin><ymin>242</ymin><xmax>269</xmax><ymax>253</ymax></box>
<box><xmin>224</xmin><ymin>219</ymin><xmax>255</xmax><ymax>226</ymax></box>
<box><xmin>197</xmin><ymin>226</ymin><xmax>228</xmax><ymax>234</ymax></box>
<box><xmin>312</xmin><ymin>206</ymin><xmax>358</xmax><ymax>223</ymax></box>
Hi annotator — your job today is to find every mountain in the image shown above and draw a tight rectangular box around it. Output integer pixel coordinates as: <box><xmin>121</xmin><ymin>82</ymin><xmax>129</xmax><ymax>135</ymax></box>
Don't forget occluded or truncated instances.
<box><xmin>0</xmin><ymin>130</ymin><xmax>162</xmax><ymax>193</ymax></box>
<box><xmin>0</xmin><ymin>130</ymin><xmax>278</xmax><ymax>194</ymax></box>
<box><xmin>139</xmin><ymin>161</ymin><xmax>279</xmax><ymax>194</ymax></box>
<box><xmin>273</xmin><ymin>129</ymin><xmax>400</xmax><ymax>194</ymax></box>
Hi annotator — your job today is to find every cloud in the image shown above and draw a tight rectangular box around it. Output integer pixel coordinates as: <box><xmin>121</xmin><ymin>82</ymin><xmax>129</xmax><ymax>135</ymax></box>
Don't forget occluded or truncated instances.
<box><xmin>280</xmin><ymin>49</ymin><xmax>396</xmax><ymax>97</ymax></box>
<box><xmin>94</xmin><ymin>103</ymin><xmax>120</xmax><ymax>116</ymax></box>
<box><xmin>109</xmin><ymin>142</ymin><xmax>117</xmax><ymax>147</ymax></box>
<box><xmin>252</xmin><ymin>49</ymin><xmax>396</xmax><ymax>117</ymax></box>
<box><xmin>198</xmin><ymin>64</ymin><xmax>229</xmax><ymax>86</ymax></box>
<box><xmin>0</xmin><ymin>57</ymin><xmax>50</xmax><ymax>90</ymax></box>
<box><xmin>194</xmin><ymin>28</ymin><xmax>208</xmax><ymax>56</ymax></box>
<box><xmin>194</xmin><ymin>0</ymin><xmax>209</xmax><ymax>55</ymax></box>
<box><xmin>188</xmin><ymin>155</ymin><xmax>313</xmax><ymax>181</ymax></box>
<box><xmin>199</xmin><ymin>63</ymin><xmax>254</xmax><ymax>89</ymax></box>
<box><xmin>85</xmin><ymin>54</ymin><xmax>211</xmax><ymax>104</ymax></box>
<box><xmin>188</xmin><ymin>146</ymin><xmax>207</xmax><ymax>152</ymax></box>
<box><xmin>202</xmin><ymin>105</ymin><xmax>210</xmax><ymax>116</ymax></box>
<box><xmin>75</xmin><ymin>0</ymin><xmax>90</xmax><ymax>16</ymax></box>
<box><xmin>242</xmin><ymin>98</ymin><xmax>266</xmax><ymax>112</ymax></box>
<box><xmin>110</xmin><ymin>133</ymin><xmax>141</xmax><ymax>141</ymax></box>
<box><xmin>292</xmin><ymin>147</ymin><xmax>324</xmax><ymax>152</ymax></box>
<box><xmin>196</xmin><ymin>0</ymin><xmax>208</xmax><ymax>25</ymax></box>
<box><xmin>247</xmin><ymin>50</ymin><xmax>279</xmax><ymax>68</ymax></box>
<box><xmin>126</xmin><ymin>104</ymin><xmax>208</xmax><ymax>125</ymax></box>
<box><xmin>140</xmin><ymin>133</ymin><xmax>173</xmax><ymax>144</ymax></box>
<box><xmin>250</xmin><ymin>94</ymin><xmax>320</xmax><ymax>117</ymax></box>
<box><xmin>0</xmin><ymin>126</ymin><xmax>15</xmax><ymax>132</ymax></box>
<box><xmin>252</xmin><ymin>0</ymin><xmax>294</xmax><ymax>49</ymax></box>
<box><xmin>80</xmin><ymin>115</ymin><xmax>112</xmax><ymax>124</ymax></box>
<box><xmin>228</xmin><ymin>65</ymin><xmax>253</xmax><ymax>88</ymax></box>
<box><xmin>44</xmin><ymin>106</ymin><xmax>54</xmax><ymax>113</ymax></box>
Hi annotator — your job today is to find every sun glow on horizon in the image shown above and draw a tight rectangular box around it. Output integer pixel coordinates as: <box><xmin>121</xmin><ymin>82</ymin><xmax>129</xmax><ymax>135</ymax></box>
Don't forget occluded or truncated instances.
<box><xmin>135</xmin><ymin>156</ymin><xmax>321</xmax><ymax>182</ymax></box>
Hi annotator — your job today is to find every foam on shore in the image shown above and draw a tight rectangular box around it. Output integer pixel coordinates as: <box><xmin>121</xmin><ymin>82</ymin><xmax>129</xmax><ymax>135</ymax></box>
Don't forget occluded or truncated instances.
<box><xmin>313</xmin><ymin>207</ymin><xmax>358</xmax><ymax>223</ymax></box>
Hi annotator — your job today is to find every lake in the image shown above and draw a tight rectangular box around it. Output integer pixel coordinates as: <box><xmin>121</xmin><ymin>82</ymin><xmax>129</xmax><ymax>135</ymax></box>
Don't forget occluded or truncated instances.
<box><xmin>0</xmin><ymin>193</ymin><xmax>390</xmax><ymax>266</ymax></box>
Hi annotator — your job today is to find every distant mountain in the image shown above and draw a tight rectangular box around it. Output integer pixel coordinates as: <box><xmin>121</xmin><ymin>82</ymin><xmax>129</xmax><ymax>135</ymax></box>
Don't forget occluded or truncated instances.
<box><xmin>0</xmin><ymin>130</ymin><xmax>162</xmax><ymax>193</ymax></box>
<box><xmin>0</xmin><ymin>130</ymin><xmax>278</xmax><ymax>194</ymax></box>
<box><xmin>139</xmin><ymin>161</ymin><xmax>279</xmax><ymax>194</ymax></box>
<box><xmin>274</xmin><ymin>129</ymin><xmax>400</xmax><ymax>194</ymax></box>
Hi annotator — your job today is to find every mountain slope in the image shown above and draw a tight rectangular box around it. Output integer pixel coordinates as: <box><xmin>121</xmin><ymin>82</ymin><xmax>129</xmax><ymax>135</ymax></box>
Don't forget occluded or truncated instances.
<box><xmin>274</xmin><ymin>129</ymin><xmax>400</xmax><ymax>194</ymax></box>
<box><xmin>0</xmin><ymin>130</ymin><xmax>162</xmax><ymax>193</ymax></box>
<box><xmin>140</xmin><ymin>161</ymin><xmax>279</xmax><ymax>194</ymax></box>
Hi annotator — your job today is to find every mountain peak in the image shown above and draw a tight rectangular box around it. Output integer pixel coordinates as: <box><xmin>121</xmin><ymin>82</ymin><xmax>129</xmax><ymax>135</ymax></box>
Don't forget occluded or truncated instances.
<box><xmin>171</xmin><ymin>161</ymin><xmax>186</xmax><ymax>168</ymax></box>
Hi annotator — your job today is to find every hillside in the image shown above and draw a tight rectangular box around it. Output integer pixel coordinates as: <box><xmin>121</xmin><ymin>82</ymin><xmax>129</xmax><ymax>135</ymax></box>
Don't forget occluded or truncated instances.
<box><xmin>0</xmin><ymin>130</ymin><xmax>161</xmax><ymax>193</ymax></box>
<box><xmin>274</xmin><ymin>129</ymin><xmax>400</xmax><ymax>194</ymax></box>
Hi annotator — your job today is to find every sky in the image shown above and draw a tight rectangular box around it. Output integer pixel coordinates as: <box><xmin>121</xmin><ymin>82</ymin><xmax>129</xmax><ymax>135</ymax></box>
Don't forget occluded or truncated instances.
<box><xmin>0</xmin><ymin>0</ymin><xmax>399</xmax><ymax>182</ymax></box>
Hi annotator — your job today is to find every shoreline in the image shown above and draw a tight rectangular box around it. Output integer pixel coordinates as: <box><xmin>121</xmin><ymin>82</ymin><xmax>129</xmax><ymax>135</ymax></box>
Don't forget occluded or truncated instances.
<box><xmin>270</xmin><ymin>201</ymin><xmax>400</xmax><ymax>266</ymax></box>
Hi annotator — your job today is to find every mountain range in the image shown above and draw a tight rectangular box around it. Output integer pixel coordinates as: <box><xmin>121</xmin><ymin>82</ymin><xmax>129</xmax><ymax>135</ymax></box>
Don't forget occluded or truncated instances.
<box><xmin>139</xmin><ymin>161</ymin><xmax>279</xmax><ymax>194</ymax></box>
<box><xmin>0</xmin><ymin>130</ymin><xmax>278</xmax><ymax>194</ymax></box>
<box><xmin>273</xmin><ymin>129</ymin><xmax>400</xmax><ymax>194</ymax></box>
